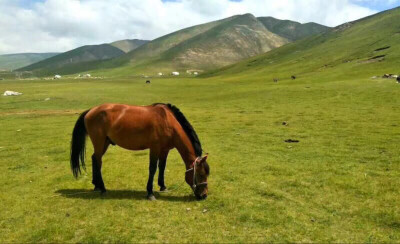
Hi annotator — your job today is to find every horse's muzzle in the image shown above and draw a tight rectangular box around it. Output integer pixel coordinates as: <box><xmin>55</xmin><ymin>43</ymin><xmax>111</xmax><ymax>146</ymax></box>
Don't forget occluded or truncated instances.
<box><xmin>196</xmin><ymin>194</ymin><xmax>207</xmax><ymax>200</ymax></box>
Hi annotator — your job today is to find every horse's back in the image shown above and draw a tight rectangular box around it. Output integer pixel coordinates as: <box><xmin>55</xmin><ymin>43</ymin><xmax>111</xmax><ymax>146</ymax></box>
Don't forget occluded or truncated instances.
<box><xmin>86</xmin><ymin>103</ymin><xmax>161</xmax><ymax>122</ymax></box>
<box><xmin>85</xmin><ymin>103</ymin><xmax>175</xmax><ymax>151</ymax></box>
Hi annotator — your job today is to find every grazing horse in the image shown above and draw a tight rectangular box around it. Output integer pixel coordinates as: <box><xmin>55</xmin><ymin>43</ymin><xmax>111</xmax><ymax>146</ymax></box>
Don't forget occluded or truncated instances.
<box><xmin>291</xmin><ymin>75</ymin><xmax>296</xmax><ymax>80</ymax></box>
<box><xmin>70</xmin><ymin>103</ymin><xmax>210</xmax><ymax>200</ymax></box>
<box><xmin>273</xmin><ymin>78</ymin><xmax>278</xmax><ymax>83</ymax></box>
<box><xmin>146</xmin><ymin>80</ymin><xmax>151</xmax><ymax>84</ymax></box>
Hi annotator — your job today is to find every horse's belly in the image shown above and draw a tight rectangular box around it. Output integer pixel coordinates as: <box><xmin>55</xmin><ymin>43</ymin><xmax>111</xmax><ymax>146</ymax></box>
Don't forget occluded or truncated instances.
<box><xmin>109</xmin><ymin>129</ymin><xmax>152</xmax><ymax>150</ymax></box>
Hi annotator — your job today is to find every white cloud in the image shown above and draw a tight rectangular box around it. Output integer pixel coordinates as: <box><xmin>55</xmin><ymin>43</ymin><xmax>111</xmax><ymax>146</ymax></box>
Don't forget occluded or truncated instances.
<box><xmin>0</xmin><ymin>0</ymin><xmax>379</xmax><ymax>54</ymax></box>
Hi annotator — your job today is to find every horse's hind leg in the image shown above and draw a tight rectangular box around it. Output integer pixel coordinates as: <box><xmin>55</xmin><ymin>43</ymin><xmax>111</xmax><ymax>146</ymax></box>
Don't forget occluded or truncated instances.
<box><xmin>92</xmin><ymin>140</ymin><xmax>110</xmax><ymax>193</ymax></box>
<box><xmin>146</xmin><ymin>151</ymin><xmax>158</xmax><ymax>200</ymax></box>
<box><xmin>158</xmin><ymin>151</ymin><xmax>169</xmax><ymax>192</ymax></box>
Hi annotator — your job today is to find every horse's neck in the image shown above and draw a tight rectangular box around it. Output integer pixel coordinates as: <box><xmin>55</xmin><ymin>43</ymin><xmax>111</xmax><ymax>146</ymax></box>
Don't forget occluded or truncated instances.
<box><xmin>173</xmin><ymin>129</ymin><xmax>197</xmax><ymax>169</ymax></box>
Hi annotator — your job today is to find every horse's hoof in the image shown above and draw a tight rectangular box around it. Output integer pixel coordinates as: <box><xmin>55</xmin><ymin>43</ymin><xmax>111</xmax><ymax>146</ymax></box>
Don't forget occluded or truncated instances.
<box><xmin>147</xmin><ymin>194</ymin><xmax>156</xmax><ymax>201</ymax></box>
<box><xmin>159</xmin><ymin>186</ymin><xmax>168</xmax><ymax>192</ymax></box>
<box><xmin>94</xmin><ymin>187</ymin><xmax>106</xmax><ymax>194</ymax></box>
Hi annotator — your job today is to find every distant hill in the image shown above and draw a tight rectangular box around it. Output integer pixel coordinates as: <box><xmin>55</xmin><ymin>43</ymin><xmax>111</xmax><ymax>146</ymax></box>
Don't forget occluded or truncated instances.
<box><xmin>17</xmin><ymin>44</ymin><xmax>125</xmax><ymax>75</ymax></box>
<box><xmin>110</xmin><ymin>39</ymin><xmax>149</xmax><ymax>53</ymax></box>
<box><xmin>94</xmin><ymin>13</ymin><xmax>291</xmax><ymax>75</ymax></box>
<box><xmin>161</xmin><ymin>14</ymin><xmax>288</xmax><ymax>70</ymax></box>
<box><xmin>257</xmin><ymin>17</ymin><xmax>331</xmax><ymax>41</ymax></box>
<box><xmin>120</xmin><ymin>15</ymin><xmax>236</xmax><ymax>63</ymax></box>
<box><xmin>0</xmin><ymin>53</ymin><xmax>59</xmax><ymax>71</ymax></box>
<box><xmin>204</xmin><ymin>7</ymin><xmax>400</xmax><ymax>80</ymax></box>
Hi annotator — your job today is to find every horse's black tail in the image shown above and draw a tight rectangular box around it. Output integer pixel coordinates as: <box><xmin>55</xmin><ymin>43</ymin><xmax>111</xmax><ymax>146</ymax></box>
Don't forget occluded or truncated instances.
<box><xmin>70</xmin><ymin>109</ymin><xmax>90</xmax><ymax>178</ymax></box>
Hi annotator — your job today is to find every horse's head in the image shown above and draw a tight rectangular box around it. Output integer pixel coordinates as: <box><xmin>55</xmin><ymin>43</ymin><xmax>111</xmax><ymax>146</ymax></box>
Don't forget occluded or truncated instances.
<box><xmin>186</xmin><ymin>155</ymin><xmax>209</xmax><ymax>200</ymax></box>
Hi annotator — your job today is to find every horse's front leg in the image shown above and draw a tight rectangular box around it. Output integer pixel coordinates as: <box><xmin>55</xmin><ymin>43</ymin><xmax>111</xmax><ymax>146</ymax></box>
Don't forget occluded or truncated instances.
<box><xmin>146</xmin><ymin>151</ymin><xmax>158</xmax><ymax>200</ymax></box>
<box><xmin>158</xmin><ymin>151</ymin><xmax>169</xmax><ymax>192</ymax></box>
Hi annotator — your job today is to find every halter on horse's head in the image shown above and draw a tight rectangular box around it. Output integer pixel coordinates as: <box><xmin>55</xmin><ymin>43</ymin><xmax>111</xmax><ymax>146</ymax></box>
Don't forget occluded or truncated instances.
<box><xmin>186</xmin><ymin>154</ymin><xmax>209</xmax><ymax>200</ymax></box>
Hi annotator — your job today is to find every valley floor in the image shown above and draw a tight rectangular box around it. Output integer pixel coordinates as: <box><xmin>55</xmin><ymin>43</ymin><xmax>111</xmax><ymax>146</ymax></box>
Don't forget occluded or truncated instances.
<box><xmin>0</xmin><ymin>74</ymin><xmax>399</xmax><ymax>242</ymax></box>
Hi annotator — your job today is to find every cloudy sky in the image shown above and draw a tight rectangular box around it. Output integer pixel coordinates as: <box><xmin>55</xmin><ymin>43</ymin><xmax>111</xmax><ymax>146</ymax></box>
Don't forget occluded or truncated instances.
<box><xmin>0</xmin><ymin>0</ymin><xmax>397</xmax><ymax>54</ymax></box>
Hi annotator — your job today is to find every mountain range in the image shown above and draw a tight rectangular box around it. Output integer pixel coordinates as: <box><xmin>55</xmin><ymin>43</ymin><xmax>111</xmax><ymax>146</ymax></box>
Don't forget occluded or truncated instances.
<box><xmin>15</xmin><ymin>14</ymin><xmax>329</xmax><ymax>76</ymax></box>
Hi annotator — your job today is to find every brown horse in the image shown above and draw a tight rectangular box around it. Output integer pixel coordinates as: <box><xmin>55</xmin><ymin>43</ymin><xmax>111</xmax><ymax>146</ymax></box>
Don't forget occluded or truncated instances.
<box><xmin>70</xmin><ymin>103</ymin><xmax>209</xmax><ymax>200</ymax></box>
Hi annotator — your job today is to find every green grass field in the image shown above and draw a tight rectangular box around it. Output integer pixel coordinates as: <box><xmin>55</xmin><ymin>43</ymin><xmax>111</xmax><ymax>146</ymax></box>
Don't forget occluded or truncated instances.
<box><xmin>1</xmin><ymin>72</ymin><xmax>399</xmax><ymax>242</ymax></box>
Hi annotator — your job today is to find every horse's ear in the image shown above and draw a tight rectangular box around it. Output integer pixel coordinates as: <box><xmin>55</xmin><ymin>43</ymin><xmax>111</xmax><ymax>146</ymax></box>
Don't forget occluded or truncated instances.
<box><xmin>195</xmin><ymin>154</ymin><xmax>208</xmax><ymax>165</ymax></box>
<box><xmin>200</xmin><ymin>154</ymin><xmax>208</xmax><ymax>163</ymax></box>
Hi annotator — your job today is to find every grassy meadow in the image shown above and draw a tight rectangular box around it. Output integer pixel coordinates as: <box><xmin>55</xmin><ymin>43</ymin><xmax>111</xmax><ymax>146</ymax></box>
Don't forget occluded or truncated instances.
<box><xmin>1</xmin><ymin>71</ymin><xmax>399</xmax><ymax>242</ymax></box>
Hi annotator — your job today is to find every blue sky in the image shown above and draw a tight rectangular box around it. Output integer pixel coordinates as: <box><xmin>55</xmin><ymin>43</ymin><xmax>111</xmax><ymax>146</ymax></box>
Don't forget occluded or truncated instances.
<box><xmin>1</xmin><ymin>0</ymin><xmax>398</xmax><ymax>54</ymax></box>
<box><xmin>17</xmin><ymin>0</ymin><xmax>44</xmax><ymax>7</ymax></box>
<box><xmin>352</xmin><ymin>0</ymin><xmax>398</xmax><ymax>11</ymax></box>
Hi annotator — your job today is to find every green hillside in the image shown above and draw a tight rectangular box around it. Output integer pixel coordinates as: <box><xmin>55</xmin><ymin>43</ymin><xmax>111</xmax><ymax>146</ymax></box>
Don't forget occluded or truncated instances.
<box><xmin>17</xmin><ymin>44</ymin><xmax>125</xmax><ymax>76</ymax></box>
<box><xmin>110</xmin><ymin>39</ymin><xmax>149</xmax><ymax>53</ymax></box>
<box><xmin>0</xmin><ymin>53</ymin><xmax>59</xmax><ymax>71</ymax></box>
<box><xmin>205</xmin><ymin>7</ymin><xmax>400</xmax><ymax>80</ymax></box>
<box><xmin>258</xmin><ymin>17</ymin><xmax>331</xmax><ymax>41</ymax></box>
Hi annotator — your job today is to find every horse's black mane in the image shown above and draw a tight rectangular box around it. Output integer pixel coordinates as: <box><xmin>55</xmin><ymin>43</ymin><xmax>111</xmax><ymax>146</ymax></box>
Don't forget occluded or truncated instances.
<box><xmin>153</xmin><ymin>103</ymin><xmax>202</xmax><ymax>157</ymax></box>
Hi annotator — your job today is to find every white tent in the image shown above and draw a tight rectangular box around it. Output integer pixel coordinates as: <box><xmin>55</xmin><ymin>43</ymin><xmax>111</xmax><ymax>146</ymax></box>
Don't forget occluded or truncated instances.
<box><xmin>54</xmin><ymin>75</ymin><xmax>61</xmax><ymax>79</ymax></box>
<box><xmin>158</xmin><ymin>72</ymin><xmax>163</xmax><ymax>76</ymax></box>
<box><xmin>172</xmin><ymin>72</ymin><xmax>179</xmax><ymax>76</ymax></box>
<box><xmin>3</xmin><ymin>91</ymin><xmax>22</xmax><ymax>96</ymax></box>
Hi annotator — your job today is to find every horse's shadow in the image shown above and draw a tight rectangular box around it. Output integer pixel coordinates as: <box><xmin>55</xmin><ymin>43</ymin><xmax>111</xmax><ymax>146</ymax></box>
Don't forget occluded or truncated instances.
<box><xmin>55</xmin><ymin>189</ymin><xmax>196</xmax><ymax>202</ymax></box>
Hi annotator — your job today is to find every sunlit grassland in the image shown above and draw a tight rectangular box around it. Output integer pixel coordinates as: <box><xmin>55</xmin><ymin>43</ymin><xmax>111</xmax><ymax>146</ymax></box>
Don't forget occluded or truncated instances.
<box><xmin>0</xmin><ymin>73</ymin><xmax>399</xmax><ymax>242</ymax></box>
